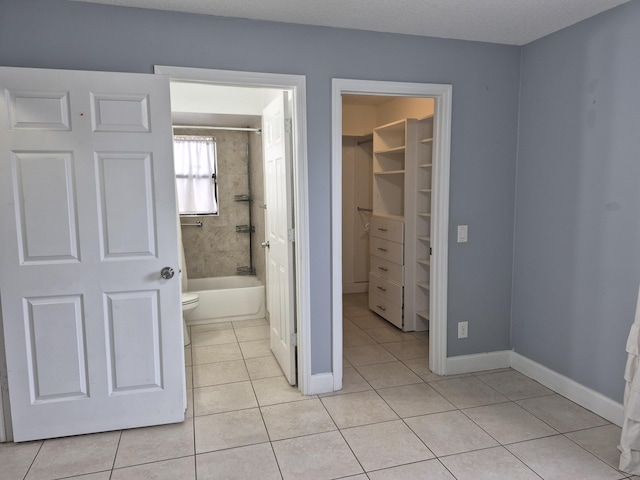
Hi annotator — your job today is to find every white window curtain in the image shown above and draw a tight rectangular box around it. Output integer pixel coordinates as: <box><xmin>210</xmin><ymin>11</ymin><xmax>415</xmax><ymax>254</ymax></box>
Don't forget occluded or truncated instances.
<box><xmin>173</xmin><ymin>135</ymin><xmax>218</xmax><ymax>215</ymax></box>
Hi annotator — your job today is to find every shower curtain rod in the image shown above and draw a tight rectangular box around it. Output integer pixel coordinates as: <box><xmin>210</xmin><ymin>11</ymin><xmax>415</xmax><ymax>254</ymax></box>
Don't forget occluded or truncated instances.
<box><xmin>172</xmin><ymin>125</ymin><xmax>261</xmax><ymax>133</ymax></box>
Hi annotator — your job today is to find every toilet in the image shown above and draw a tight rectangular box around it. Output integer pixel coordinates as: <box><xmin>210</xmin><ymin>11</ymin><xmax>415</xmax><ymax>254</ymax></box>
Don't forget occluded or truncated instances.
<box><xmin>181</xmin><ymin>292</ymin><xmax>199</xmax><ymax>346</ymax></box>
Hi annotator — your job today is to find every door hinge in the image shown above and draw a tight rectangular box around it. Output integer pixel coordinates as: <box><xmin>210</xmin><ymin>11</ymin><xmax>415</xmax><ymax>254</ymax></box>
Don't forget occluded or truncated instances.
<box><xmin>290</xmin><ymin>332</ymin><xmax>298</xmax><ymax>347</ymax></box>
<box><xmin>288</xmin><ymin>228</ymin><xmax>295</xmax><ymax>243</ymax></box>
<box><xmin>430</xmin><ymin>247</ymin><xmax>433</xmax><ymax>256</ymax></box>
<box><xmin>285</xmin><ymin>118</ymin><xmax>293</xmax><ymax>134</ymax></box>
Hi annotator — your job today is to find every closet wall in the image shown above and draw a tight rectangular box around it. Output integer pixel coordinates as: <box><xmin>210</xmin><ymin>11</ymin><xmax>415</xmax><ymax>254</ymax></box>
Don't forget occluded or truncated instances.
<box><xmin>341</xmin><ymin>97</ymin><xmax>434</xmax><ymax>293</ymax></box>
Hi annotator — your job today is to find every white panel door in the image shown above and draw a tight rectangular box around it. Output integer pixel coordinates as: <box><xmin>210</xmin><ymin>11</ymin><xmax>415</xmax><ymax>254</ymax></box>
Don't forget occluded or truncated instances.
<box><xmin>0</xmin><ymin>67</ymin><xmax>184</xmax><ymax>442</ymax></box>
<box><xmin>263</xmin><ymin>92</ymin><xmax>296</xmax><ymax>385</ymax></box>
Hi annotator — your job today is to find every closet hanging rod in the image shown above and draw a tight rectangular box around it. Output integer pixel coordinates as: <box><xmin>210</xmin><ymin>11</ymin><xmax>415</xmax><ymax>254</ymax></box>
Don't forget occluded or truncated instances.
<box><xmin>173</xmin><ymin>125</ymin><xmax>261</xmax><ymax>133</ymax></box>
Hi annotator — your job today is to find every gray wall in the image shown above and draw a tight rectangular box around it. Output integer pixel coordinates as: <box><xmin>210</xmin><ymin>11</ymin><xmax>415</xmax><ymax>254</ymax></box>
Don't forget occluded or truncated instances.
<box><xmin>512</xmin><ymin>1</ymin><xmax>640</xmax><ymax>403</ymax></box>
<box><xmin>0</xmin><ymin>0</ymin><xmax>521</xmax><ymax>373</ymax></box>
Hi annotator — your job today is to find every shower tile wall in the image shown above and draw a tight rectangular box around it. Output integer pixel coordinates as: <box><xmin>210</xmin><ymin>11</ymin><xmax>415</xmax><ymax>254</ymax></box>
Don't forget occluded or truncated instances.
<box><xmin>249</xmin><ymin>119</ymin><xmax>266</xmax><ymax>285</ymax></box>
<box><xmin>179</xmin><ymin>128</ymin><xmax>262</xmax><ymax>278</ymax></box>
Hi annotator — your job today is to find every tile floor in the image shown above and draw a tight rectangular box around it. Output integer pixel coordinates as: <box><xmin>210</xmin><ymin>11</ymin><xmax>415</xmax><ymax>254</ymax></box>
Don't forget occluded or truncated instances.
<box><xmin>0</xmin><ymin>293</ymin><xmax>635</xmax><ymax>479</ymax></box>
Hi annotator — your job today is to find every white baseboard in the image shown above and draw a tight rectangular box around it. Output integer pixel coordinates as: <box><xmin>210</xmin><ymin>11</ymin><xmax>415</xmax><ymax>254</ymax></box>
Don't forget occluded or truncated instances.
<box><xmin>445</xmin><ymin>350</ymin><xmax>512</xmax><ymax>375</ymax></box>
<box><xmin>510</xmin><ymin>352</ymin><xmax>623</xmax><ymax>427</ymax></box>
<box><xmin>343</xmin><ymin>283</ymin><xmax>368</xmax><ymax>294</ymax></box>
<box><xmin>308</xmin><ymin>372</ymin><xmax>334</xmax><ymax>395</ymax></box>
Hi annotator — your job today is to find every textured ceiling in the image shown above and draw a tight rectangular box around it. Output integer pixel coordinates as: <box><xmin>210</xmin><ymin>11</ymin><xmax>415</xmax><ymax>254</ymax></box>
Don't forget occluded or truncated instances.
<box><xmin>71</xmin><ymin>0</ymin><xmax>630</xmax><ymax>45</ymax></box>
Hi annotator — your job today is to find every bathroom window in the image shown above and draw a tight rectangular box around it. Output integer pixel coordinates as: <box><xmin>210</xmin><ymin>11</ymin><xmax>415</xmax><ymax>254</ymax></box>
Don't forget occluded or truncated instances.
<box><xmin>173</xmin><ymin>135</ymin><xmax>219</xmax><ymax>215</ymax></box>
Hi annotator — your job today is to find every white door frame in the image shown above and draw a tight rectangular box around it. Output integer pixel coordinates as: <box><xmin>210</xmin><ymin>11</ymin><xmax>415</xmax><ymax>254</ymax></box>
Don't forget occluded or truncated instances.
<box><xmin>331</xmin><ymin>79</ymin><xmax>452</xmax><ymax>390</ymax></box>
<box><xmin>154</xmin><ymin>66</ymin><xmax>312</xmax><ymax>394</ymax></box>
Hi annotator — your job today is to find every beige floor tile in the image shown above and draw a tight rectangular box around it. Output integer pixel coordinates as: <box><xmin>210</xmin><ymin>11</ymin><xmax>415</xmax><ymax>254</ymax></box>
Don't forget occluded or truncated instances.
<box><xmin>194</xmin><ymin>408</ymin><xmax>268</xmax><ymax>453</ymax></box>
<box><xmin>356</xmin><ymin>361</ymin><xmax>422</xmax><ymax>389</ymax></box>
<box><xmin>319</xmin><ymin>366</ymin><xmax>372</xmax><ymax>397</ymax></box>
<box><xmin>342</xmin><ymin>318</ymin><xmax>359</xmax><ymax>331</ymax></box>
<box><xmin>193</xmin><ymin>381</ymin><xmax>257</xmax><ymax>416</ymax></box>
<box><xmin>402</xmin><ymin>357</ymin><xmax>443</xmax><ymax>382</ymax></box>
<box><xmin>272</xmin><ymin>431</ymin><xmax>363</xmax><ymax>480</ymax></box>
<box><xmin>382</xmin><ymin>340</ymin><xmax>429</xmax><ymax>360</ymax></box>
<box><xmin>463</xmin><ymin>402</ymin><xmax>558</xmax><ymax>444</ymax></box>
<box><xmin>350</xmin><ymin>314</ymin><xmax>389</xmax><ymax>329</ymax></box>
<box><xmin>321</xmin><ymin>391</ymin><xmax>398</xmax><ymax>428</ymax></box>
<box><xmin>192</xmin><ymin>359</ymin><xmax>249</xmax><ymax>387</ymax></box>
<box><xmin>190</xmin><ymin>328</ymin><xmax>237</xmax><ymax>347</ymax></box>
<box><xmin>517</xmin><ymin>394</ymin><xmax>610</xmax><ymax>433</ymax></box>
<box><xmin>196</xmin><ymin>443</ymin><xmax>281</xmax><ymax>480</ymax></box>
<box><xmin>114</xmin><ymin>421</ymin><xmax>194</xmax><ymax>468</ymax></box>
<box><xmin>440</xmin><ymin>446</ymin><xmax>541</xmax><ymax>480</ymax></box>
<box><xmin>0</xmin><ymin>441</ymin><xmax>42</xmax><ymax>480</ymax></box>
<box><xmin>184</xmin><ymin>346</ymin><xmax>192</xmax><ymax>367</ymax></box>
<box><xmin>245</xmin><ymin>355</ymin><xmax>284</xmax><ymax>380</ymax></box>
<box><xmin>185</xmin><ymin>388</ymin><xmax>193</xmax><ymax>418</ymax></box>
<box><xmin>252</xmin><ymin>376</ymin><xmax>307</xmax><ymax>406</ymax></box>
<box><xmin>185</xmin><ymin>366</ymin><xmax>193</xmax><ymax>389</ymax></box>
<box><xmin>365</xmin><ymin>326</ymin><xmax>415</xmax><ymax>344</ymax></box>
<box><xmin>507</xmin><ymin>435</ymin><xmax>623</xmax><ymax>480</ymax></box>
<box><xmin>410</xmin><ymin>330</ymin><xmax>430</xmax><ymax>343</ymax></box>
<box><xmin>343</xmin><ymin>328</ymin><xmax>377</xmax><ymax>347</ymax></box>
<box><xmin>192</xmin><ymin>343</ymin><xmax>243</xmax><ymax>365</ymax></box>
<box><xmin>111</xmin><ymin>457</ymin><xmax>195</xmax><ymax>480</ymax></box>
<box><xmin>63</xmin><ymin>474</ymin><xmax>111</xmax><ymax>479</ymax></box>
<box><xmin>565</xmin><ymin>424</ymin><xmax>623</xmax><ymax>468</ymax></box>
<box><xmin>190</xmin><ymin>321</ymin><xmax>233</xmax><ymax>333</ymax></box>
<box><xmin>430</xmin><ymin>376</ymin><xmax>508</xmax><ymax>408</ymax></box>
<box><xmin>476</xmin><ymin>370</ymin><xmax>554</xmax><ymax>400</ymax></box>
<box><xmin>343</xmin><ymin>303</ymin><xmax>373</xmax><ymax>318</ymax></box>
<box><xmin>261</xmin><ymin>398</ymin><xmax>336</xmax><ymax>440</ymax></box>
<box><xmin>234</xmin><ymin>325</ymin><xmax>270</xmax><ymax>342</ymax></box>
<box><xmin>367</xmin><ymin>459</ymin><xmax>456</xmax><ymax>480</ymax></box>
<box><xmin>26</xmin><ymin>431</ymin><xmax>120</xmax><ymax>480</ymax></box>
<box><xmin>343</xmin><ymin>344</ymin><xmax>397</xmax><ymax>366</ymax></box>
<box><xmin>377</xmin><ymin>383</ymin><xmax>455</xmax><ymax>418</ymax></box>
<box><xmin>239</xmin><ymin>338</ymin><xmax>272</xmax><ymax>359</ymax></box>
<box><xmin>341</xmin><ymin>420</ymin><xmax>433</xmax><ymax>472</ymax></box>
<box><xmin>405</xmin><ymin>410</ymin><xmax>498</xmax><ymax>457</ymax></box>
<box><xmin>232</xmin><ymin>318</ymin><xmax>268</xmax><ymax>328</ymax></box>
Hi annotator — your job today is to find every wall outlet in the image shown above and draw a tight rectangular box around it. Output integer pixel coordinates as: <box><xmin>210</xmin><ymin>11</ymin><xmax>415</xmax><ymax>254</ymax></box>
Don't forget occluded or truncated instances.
<box><xmin>458</xmin><ymin>321</ymin><xmax>468</xmax><ymax>339</ymax></box>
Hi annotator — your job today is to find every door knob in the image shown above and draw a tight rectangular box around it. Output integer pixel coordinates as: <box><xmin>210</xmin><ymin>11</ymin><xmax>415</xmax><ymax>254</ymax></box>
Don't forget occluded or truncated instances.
<box><xmin>160</xmin><ymin>267</ymin><xmax>175</xmax><ymax>279</ymax></box>
<box><xmin>261</xmin><ymin>241</ymin><xmax>270</xmax><ymax>249</ymax></box>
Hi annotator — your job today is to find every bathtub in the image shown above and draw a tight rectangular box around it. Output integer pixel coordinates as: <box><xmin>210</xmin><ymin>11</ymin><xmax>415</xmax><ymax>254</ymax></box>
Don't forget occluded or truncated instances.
<box><xmin>186</xmin><ymin>275</ymin><xmax>266</xmax><ymax>324</ymax></box>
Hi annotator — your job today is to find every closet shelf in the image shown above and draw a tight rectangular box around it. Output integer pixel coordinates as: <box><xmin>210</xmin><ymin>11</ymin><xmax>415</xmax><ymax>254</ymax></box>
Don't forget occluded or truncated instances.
<box><xmin>420</xmin><ymin>138</ymin><xmax>434</xmax><ymax>144</ymax></box>
<box><xmin>418</xmin><ymin>189</ymin><xmax>432</xmax><ymax>193</ymax></box>
<box><xmin>418</xmin><ymin>213</ymin><xmax>431</xmax><ymax>218</ymax></box>
<box><xmin>418</xmin><ymin>236</ymin><xmax>431</xmax><ymax>242</ymax></box>
<box><xmin>416</xmin><ymin>310</ymin><xmax>430</xmax><ymax>321</ymax></box>
<box><xmin>417</xmin><ymin>258</ymin><xmax>430</xmax><ymax>266</ymax></box>
<box><xmin>374</xmin><ymin>170</ymin><xmax>405</xmax><ymax>176</ymax></box>
<box><xmin>419</xmin><ymin>163</ymin><xmax>433</xmax><ymax>169</ymax></box>
<box><xmin>417</xmin><ymin>282</ymin><xmax>430</xmax><ymax>290</ymax></box>
<box><xmin>374</xmin><ymin>146</ymin><xmax>405</xmax><ymax>155</ymax></box>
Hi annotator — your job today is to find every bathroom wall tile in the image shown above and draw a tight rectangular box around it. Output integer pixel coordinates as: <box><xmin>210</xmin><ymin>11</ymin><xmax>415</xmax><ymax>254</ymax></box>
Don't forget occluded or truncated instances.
<box><xmin>185</xmin><ymin>252</ymin><xmax>205</xmax><ymax>279</ymax></box>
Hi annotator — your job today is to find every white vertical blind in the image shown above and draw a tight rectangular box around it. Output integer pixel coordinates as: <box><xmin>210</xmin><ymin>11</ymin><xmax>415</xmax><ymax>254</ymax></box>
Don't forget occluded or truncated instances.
<box><xmin>173</xmin><ymin>135</ymin><xmax>218</xmax><ymax>214</ymax></box>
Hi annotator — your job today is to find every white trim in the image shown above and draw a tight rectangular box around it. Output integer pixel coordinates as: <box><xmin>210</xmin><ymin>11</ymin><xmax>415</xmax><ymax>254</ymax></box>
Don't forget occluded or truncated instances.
<box><xmin>445</xmin><ymin>350</ymin><xmax>512</xmax><ymax>375</ymax></box>
<box><xmin>511</xmin><ymin>352</ymin><xmax>624</xmax><ymax>427</ymax></box>
<box><xmin>309</xmin><ymin>373</ymin><xmax>334</xmax><ymax>395</ymax></box>
<box><xmin>154</xmin><ymin>66</ymin><xmax>312</xmax><ymax>395</ymax></box>
<box><xmin>331</xmin><ymin>79</ymin><xmax>452</xmax><ymax>392</ymax></box>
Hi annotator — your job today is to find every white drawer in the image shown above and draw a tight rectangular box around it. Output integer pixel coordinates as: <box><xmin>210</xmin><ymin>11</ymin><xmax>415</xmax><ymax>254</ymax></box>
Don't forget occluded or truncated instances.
<box><xmin>369</xmin><ymin>273</ymin><xmax>403</xmax><ymax>307</ymax></box>
<box><xmin>370</xmin><ymin>216</ymin><xmax>404</xmax><ymax>243</ymax></box>
<box><xmin>369</xmin><ymin>292</ymin><xmax>403</xmax><ymax>329</ymax></box>
<box><xmin>370</xmin><ymin>255</ymin><xmax>404</xmax><ymax>285</ymax></box>
<box><xmin>370</xmin><ymin>236</ymin><xmax>403</xmax><ymax>264</ymax></box>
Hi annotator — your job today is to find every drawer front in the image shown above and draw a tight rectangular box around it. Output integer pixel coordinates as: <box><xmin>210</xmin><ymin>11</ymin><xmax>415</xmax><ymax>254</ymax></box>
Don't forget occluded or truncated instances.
<box><xmin>370</xmin><ymin>236</ymin><xmax>403</xmax><ymax>264</ymax></box>
<box><xmin>369</xmin><ymin>273</ymin><xmax>403</xmax><ymax>307</ymax></box>
<box><xmin>370</xmin><ymin>217</ymin><xmax>404</xmax><ymax>243</ymax></box>
<box><xmin>369</xmin><ymin>292</ymin><xmax>403</xmax><ymax>329</ymax></box>
<box><xmin>370</xmin><ymin>255</ymin><xmax>404</xmax><ymax>285</ymax></box>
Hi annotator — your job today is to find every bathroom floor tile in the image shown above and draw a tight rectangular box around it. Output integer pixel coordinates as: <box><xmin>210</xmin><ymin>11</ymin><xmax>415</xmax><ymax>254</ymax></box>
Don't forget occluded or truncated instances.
<box><xmin>381</xmin><ymin>339</ymin><xmax>429</xmax><ymax>360</ymax></box>
<box><xmin>430</xmin><ymin>376</ymin><xmax>508</xmax><ymax>408</ymax></box>
<box><xmin>402</xmin><ymin>357</ymin><xmax>443</xmax><ymax>382</ymax></box>
<box><xmin>506</xmin><ymin>435</ymin><xmax>623</xmax><ymax>480</ymax></box>
<box><xmin>462</xmin><ymin>401</ymin><xmax>558</xmax><ymax>445</ymax></box>
<box><xmin>261</xmin><ymin>398</ymin><xmax>336</xmax><ymax>440</ymax></box>
<box><xmin>232</xmin><ymin>318</ymin><xmax>268</xmax><ymax>328</ymax></box>
<box><xmin>349</xmin><ymin>314</ymin><xmax>390</xmax><ymax>330</ymax></box>
<box><xmin>190</xmin><ymin>321</ymin><xmax>233</xmax><ymax>333</ymax></box>
<box><xmin>190</xmin><ymin>328</ymin><xmax>238</xmax><ymax>347</ymax></box>
<box><xmin>355</xmin><ymin>361</ymin><xmax>422</xmax><ymax>389</ymax></box>
<box><xmin>272</xmin><ymin>431</ymin><xmax>363</xmax><ymax>480</ymax></box>
<box><xmin>252</xmin><ymin>376</ymin><xmax>307</xmax><ymax>406</ymax></box>
<box><xmin>343</xmin><ymin>344</ymin><xmax>397</xmax><ymax>366</ymax></box>
<box><xmin>193</xmin><ymin>381</ymin><xmax>257</xmax><ymax>416</ymax></box>
<box><xmin>245</xmin><ymin>355</ymin><xmax>284</xmax><ymax>380</ymax></box>
<box><xmin>234</xmin><ymin>325</ymin><xmax>270</xmax><ymax>342</ymax></box>
<box><xmin>26</xmin><ymin>431</ymin><xmax>120</xmax><ymax>480</ymax></box>
<box><xmin>343</xmin><ymin>303</ymin><xmax>373</xmax><ymax>318</ymax></box>
<box><xmin>319</xmin><ymin>366</ymin><xmax>372</xmax><ymax>397</ymax></box>
<box><xmin>376</xmin><ymin>383</ymin><xmax>455</xmax><ymax>418</ymax></box>
<box><xmin>194</xmin><ymin>408</ymin><xmax>268</xmax><ymax>453</ymax></box>
<box><xmin>114</xmin><ymin>421</ymin><xmax>194</xmax><ymax>468</ymax></box>
<box><xmin>196</xmin><ymin>443</ymin><xmax>281</xmax><ymax>480</ymax></box>
<box><xmin>0</xmin><ymin>441</ymin><xmax>42</xmax><ymax>480</ymax></box>
<box><xmin>341</xmin><ymin>420</ymin><xmax>433</xmax><ymax>471</ymax></box>
<box><xmin>517</xmin><ymin>394</ymin><xmax>610</xmax><ymax>433</ymax></box>
<box><xmin>239</xmin><ymin>339</ymin><xmax>272</xmax><ymax>359</ymax></box>
<box><xmin>440</xmin><ymin>446</ymin><xmax>541</xmax><ymax>480</ymax></box>
<box><xmin>185</xmin><ymin>366</ymin><xmax>193</xmax><ymax>389</ymax></box>
<box><xmin>476</xmin><ymin>369</ymin><xmax>554</xmax><ymax>400</ymax></box>
<box><xmin>321</xmin><ymin>391</ymin><xmax>398</xmax><ymax>429</ymax></box>
<box><xmin>184</xmin><ymin>347</ymin><xmax>192</xmax><ymax>367</ymax></box>
<box><xmin>565</xmin><ymin>424</ymin><xmax>623</xmax><ymax>468</ymax></box>
<box><xmin>192</xmin><ymin>359</ymin><xmax>249</xmax><ymax>387</ymax></box>
<box><xmin>111</xmin><ymin>457</ymin><xmax>195</xmax><ymax>480</ymax></box>
<box><xmin>342</xmin><ymin>317</ymin><xmax>359</xmax><ymax>331</ymax></box>
<box><xmin>365</xmin><ymin>326</ymin><xmax>415</xmax><ymax>344</ymax></box>
<box><xmin>405</xmin><ymin>410</ymin><xmax>498</xmax><ymax>457</ymax></box>
<box><xmin>343</xmin><ymin>328</ymin><xmax>377</xmax><ymax>347</ymax></box>
<box><xmin>192</xmin><ymin>343</ymin><xmax>243</xmax><ymax>365</ymax></box>
<box><xmin>367</xmin><ymin>459</ymin><xmax>455</xmax><ymax>480</ymax></box>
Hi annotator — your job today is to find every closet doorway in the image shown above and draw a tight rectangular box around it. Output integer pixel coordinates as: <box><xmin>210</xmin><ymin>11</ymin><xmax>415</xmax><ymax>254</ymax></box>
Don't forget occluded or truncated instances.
<box><xmin>331</xmin><ymin>79</ymin><xmax>453</xmax><ymax>392</ymax></box>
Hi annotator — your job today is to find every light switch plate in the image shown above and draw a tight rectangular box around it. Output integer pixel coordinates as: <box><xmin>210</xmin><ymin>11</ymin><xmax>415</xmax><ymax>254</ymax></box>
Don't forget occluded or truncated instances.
<box><xmin>457</xmin><ymin>225</ymin><xmax>468</xmax><ymax>243</ymax></box>
<box><xmin>458</xmin><ymin>321</ymin><xmax>468</xmax><ymax>339</ymax></box>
